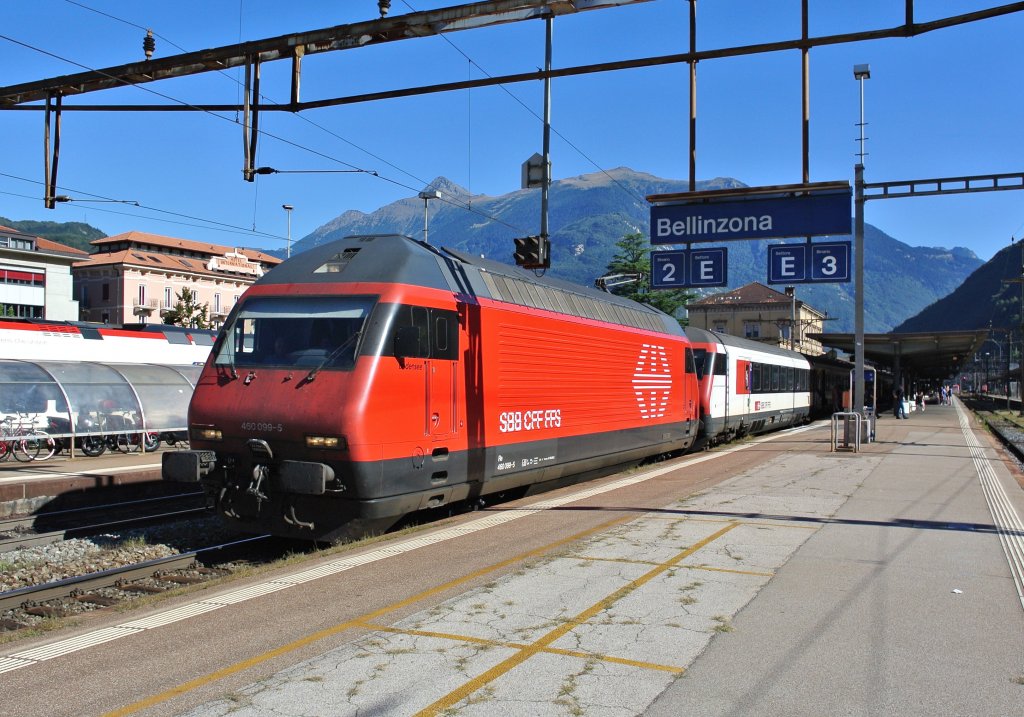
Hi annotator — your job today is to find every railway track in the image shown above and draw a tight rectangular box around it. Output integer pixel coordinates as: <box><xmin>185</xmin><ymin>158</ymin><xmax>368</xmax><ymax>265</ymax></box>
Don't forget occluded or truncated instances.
<box><xmin>0</xmin><ymin>492</ymin><xmax>209</xmax><ymax>554</ymax></box>
<box><xmin>0</xmin><ymin>534</ymin><xmax>276</xmax><ymax>624</ymax></box>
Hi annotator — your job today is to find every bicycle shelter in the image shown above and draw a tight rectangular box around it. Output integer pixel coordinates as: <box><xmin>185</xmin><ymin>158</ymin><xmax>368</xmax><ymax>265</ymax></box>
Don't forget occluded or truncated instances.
<box><xmin>0</xmin><ymin>360</ymin><xmax>201</xmax><ymax>456</ymax></box>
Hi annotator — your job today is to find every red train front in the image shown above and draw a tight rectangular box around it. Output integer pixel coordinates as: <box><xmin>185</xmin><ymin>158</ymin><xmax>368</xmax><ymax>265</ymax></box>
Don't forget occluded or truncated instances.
<box><xmin>163</xmin><ymin>235</ymin><xmax>699</xmax><ymax>541</ymax></box>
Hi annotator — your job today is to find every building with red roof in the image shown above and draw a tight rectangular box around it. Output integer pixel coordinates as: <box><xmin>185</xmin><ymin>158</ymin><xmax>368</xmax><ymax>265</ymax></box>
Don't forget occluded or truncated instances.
<box><xmin>0</xmin><ymin>224</ymin><xmax>89</xmax><ymax>320</ymax></box>
<box><xmin>73</xmin><ymin>231</ymin><xmax>282</xmax><ymax>326</ymax></box>
<box><xmin>685</xmin><ymin>282</ymin><xmax>827</xmax><ymax>355</ymax></box>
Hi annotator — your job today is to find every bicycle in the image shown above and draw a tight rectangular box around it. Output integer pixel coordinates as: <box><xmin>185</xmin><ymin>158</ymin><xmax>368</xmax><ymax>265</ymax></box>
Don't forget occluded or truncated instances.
<box><xmin>1</xmin><ymin>414</ymin><xmax>56</xmax><ymax>462</ymax></box>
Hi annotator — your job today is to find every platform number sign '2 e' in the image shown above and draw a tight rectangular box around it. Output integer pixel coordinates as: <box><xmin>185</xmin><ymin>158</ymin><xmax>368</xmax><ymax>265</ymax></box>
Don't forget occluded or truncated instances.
<box><xmin>651</xmin><ymin>248</ymin><xmax>728</xmax><ymax>289</ymax></box>
<box><xmin>767</xmin><ymin>241</ymin><xmax>851</xmax><ymax>285</ymax></box>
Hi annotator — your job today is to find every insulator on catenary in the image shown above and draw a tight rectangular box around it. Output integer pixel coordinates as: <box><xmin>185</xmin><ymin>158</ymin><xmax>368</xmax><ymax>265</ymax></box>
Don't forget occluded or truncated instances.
<box><xmin>143</xmin><ymin>30</ymin><xmax>155</xmax><ymax>60</ymax></box>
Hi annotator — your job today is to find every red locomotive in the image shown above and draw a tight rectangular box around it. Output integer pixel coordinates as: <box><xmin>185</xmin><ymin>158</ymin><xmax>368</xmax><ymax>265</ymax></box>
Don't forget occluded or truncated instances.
<box><xmin>164</xmin><ymin>235</ymin><xmax>701</xmax><ymax>541</ymax></box>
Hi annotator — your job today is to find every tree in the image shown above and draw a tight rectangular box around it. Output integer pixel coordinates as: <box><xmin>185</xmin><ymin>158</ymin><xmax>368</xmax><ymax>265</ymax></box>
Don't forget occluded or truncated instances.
<box><xmin>603</xmin><ymin>232</ymin><xmax>693</xmax><ymax>324</ymax></box>
<box><xmin>163</xmin><ymin>287</ymin><xmax>211</xmax><ymax>329</ymax></box>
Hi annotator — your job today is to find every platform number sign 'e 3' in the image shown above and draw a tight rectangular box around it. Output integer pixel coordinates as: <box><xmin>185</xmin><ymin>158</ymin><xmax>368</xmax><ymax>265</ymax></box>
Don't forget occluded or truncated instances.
<box><xmin>767</xmin><ymin>241</ymin><xmax>851</xmax><ymax>285</ymax></box>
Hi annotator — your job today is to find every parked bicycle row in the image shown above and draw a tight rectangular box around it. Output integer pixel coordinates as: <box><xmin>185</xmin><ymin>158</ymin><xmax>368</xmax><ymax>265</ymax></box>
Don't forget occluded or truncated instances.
<box><xmin>0</xmin><ymin>412</ymin><xmax>187</xmax><ymax>463</ymax></box>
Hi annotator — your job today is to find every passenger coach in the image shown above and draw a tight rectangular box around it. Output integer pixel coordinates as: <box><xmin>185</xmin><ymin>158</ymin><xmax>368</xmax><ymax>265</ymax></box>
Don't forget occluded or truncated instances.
<box><xmin>165</xmin><ymin>235</ymin><xmax>701</xmax><ymax>541</ymax></box>
<box><xmin>686</xmin><ymin>326</ymin><xmax>811</xmax><ymax>447</ymax></box>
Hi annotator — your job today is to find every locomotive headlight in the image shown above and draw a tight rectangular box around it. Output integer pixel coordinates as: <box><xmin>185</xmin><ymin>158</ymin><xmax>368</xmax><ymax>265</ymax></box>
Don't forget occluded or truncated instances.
<box><xmin>306</xmin><ymin>435</ymin><xmax>345</xmax><ymax>449</ymax></box>
<box><xmin>191</xmin><ymin>426</ymin><xmax>223</xmax><ymax>442</ymax></box>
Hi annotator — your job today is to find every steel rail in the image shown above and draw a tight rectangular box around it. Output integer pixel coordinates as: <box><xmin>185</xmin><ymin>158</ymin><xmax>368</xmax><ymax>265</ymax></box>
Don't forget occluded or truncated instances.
<box><xmin>0</xmin><ymin>504</ymin><xmax>210</xmax><ymax>554</ymax></box>
<box><xmin>0</xmin><ymin>535</ymin><xmax>271</xmax><ymax>613</ymax></box>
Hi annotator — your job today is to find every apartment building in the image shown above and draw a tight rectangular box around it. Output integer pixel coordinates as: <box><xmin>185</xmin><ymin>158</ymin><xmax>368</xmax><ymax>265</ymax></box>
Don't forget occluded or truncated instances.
<box><xmin>685</xmin><ymin>281</ymin><xmax>827</xmax><ymax>355</ymax></box>
<box><xmin>73</xmin><ymin>231</ymin><xmax>281</xmax><ymax>327</ymax></box>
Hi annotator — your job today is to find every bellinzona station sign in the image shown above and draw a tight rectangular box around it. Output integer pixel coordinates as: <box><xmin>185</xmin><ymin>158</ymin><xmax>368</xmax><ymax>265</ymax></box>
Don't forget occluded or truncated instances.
<box><xmin>648</xmin><ymin>182</ymin><xmax>852</xmax><ymax>244</ymax></box>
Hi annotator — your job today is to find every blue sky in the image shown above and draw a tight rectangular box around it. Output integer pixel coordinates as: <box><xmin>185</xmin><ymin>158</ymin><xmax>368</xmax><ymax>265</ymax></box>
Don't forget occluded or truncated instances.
<box><xmin>1</xmin><ymin>0</ymin><xmax>1022</xmax><ymax>262</ymax></box>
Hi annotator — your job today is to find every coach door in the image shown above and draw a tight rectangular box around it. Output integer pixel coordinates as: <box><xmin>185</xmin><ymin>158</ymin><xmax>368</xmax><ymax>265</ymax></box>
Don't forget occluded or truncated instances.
<box><xmin>426</xmin><ymin>308</ymin><xmax>459</xmax><ymax>439</ymax></box>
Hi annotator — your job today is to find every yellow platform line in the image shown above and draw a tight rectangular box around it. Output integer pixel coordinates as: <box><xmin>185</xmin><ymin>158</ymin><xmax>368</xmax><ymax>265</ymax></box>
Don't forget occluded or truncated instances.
<box><xmin>575</xmin><ymin>555</ymin><xmax>773</xmax><ymax>577</ymax></box>
<box><xmin>414</xmin><ymin>522</ymin><xmax>739</xmax><ymax>717</ymax></box>
<box><xmin>103</xmin><ymin>514</ymin><xmax>634</xmax><ymax>717</ymax></box>
<box><xmin>358</xmin><ymin>622</ymin><xmax>684</xmax><ymax>675</ymax></box>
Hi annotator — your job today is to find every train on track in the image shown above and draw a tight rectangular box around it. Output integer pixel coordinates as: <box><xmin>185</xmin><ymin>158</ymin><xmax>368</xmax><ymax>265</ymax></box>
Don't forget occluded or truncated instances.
<box><xmin>0</xmin><ymin>318</ymin><xmax>215</xmax><ymax>365</ymax></box>
<box><xmin>163</xmin><ymin>234</ymin><xmax>842</xmax><ymax>542</ymax></box>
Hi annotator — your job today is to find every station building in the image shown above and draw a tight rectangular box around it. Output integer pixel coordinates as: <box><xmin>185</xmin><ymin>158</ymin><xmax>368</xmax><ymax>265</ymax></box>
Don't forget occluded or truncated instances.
<box><xmin>685</xmin><ymin>281</ymin><xmax>827</xmax><ymax>355</ymax></box>
<box><xmin>0</xmin><ymin>224</ymin><xmax>88</xmax><ymax>321</ymax></box>
<box><xmin>72</xmin><ymin>231</ymin><xmax>282</xmax><ymax>327</ymax></box>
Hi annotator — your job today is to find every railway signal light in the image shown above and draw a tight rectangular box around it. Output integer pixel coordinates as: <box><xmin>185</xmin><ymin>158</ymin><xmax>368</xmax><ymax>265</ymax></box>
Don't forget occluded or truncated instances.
<box><xmin>513</xmin><ymin>235</ymin><xmax>549</xmax><ymax>269</ymax></box>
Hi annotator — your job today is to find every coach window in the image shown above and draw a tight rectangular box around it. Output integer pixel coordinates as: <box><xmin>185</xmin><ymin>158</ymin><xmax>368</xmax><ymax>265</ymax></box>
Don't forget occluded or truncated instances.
<box><xmin>691</xmin><ymin>349</ymin><xmax>708</xmax><ymax>379</ymax></box>
<box><xmin>750</xmin><ymin>363</ymin><xmax>761</xmax><ymax>392</ymax></box>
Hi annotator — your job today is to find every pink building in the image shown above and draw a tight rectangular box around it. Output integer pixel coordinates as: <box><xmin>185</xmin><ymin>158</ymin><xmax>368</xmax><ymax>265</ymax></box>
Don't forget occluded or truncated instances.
<box><xmin>73</xmin><ymin>231</ymin><xmax>282</xmax><ymax>327</ymax></box>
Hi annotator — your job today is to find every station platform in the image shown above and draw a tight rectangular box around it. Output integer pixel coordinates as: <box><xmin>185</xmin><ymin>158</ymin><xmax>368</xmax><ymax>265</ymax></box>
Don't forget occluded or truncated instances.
<box><xmin>2</xmin><ymin>398</ymin><xmax>1023</xmax><ymax>717</ymax></box>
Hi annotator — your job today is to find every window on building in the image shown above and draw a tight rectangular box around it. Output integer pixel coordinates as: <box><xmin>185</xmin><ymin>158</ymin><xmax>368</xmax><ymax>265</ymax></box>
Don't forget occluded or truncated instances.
<box><xmin>164</xmin><ymin>286</ymin><xmax>172</xmax><ymax>307</ymax></box>
<box><xmin>713</xmin><ymin>321</ymin><xmax>727</xmax><ymax>334</ymax></box>
<box><xmin>138</xmin><ymin>284</ymin><xmax>146</xmax><ymax>305</ymax></box>
<box><xmin>214</xmin><ymin>293</ymin><xmax>221</xmax><ymax>313</ymax></box>
<box><xmin>744</xmin><ymin>322</ymin><xmax>760</xmax><ymax>339</ymax></box>
<box><xmin>102</xmin><ymin>283</ymin><xmax>110</xmax><ymax>301</ymax></box>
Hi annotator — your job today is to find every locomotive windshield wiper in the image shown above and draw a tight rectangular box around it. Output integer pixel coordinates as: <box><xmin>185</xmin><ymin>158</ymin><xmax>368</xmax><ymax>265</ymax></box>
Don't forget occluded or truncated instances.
<box><xmin>305</xmin><ymin>331</ymin><xmax>362</xmax><ymax>383</ymax></box>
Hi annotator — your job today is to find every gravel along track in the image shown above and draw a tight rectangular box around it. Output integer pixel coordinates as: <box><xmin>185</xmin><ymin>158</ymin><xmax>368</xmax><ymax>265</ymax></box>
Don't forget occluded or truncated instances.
<box><xmin>0</xmin><ymin>514</ymin><xmax>249</xmax><ymax>635</ymax></box>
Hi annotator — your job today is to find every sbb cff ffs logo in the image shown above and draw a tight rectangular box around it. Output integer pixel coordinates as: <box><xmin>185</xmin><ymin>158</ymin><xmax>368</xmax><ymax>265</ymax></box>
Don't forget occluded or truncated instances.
<box><xmin>513</xmin><ymin>235</ymin><xmax>550</xmax><ymax>269</ymax></box>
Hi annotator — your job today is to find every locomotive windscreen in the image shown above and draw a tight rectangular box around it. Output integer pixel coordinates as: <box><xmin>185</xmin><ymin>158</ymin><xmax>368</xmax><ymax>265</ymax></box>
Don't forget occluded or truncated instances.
<box><xmin>214</xmin><ymin>296</ymin><xmax>375</xmax><ymax>369</ymax></box>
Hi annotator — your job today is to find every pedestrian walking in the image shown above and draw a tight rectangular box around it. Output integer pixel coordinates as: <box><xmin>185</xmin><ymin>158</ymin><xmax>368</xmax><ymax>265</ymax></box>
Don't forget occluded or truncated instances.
<box><xmin>894</xmin><ymin>387</ymin><xmax>907</xmax><ymax>418</ymax></box>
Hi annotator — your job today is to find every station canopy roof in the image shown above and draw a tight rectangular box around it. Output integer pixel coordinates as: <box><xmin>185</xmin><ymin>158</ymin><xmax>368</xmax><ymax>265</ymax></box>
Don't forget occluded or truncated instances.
<box><xmin>0</xmin><ymin>361</ymin><xmax>201</xmax><ymax>438</ymax></box>
<box><xmin>807</xmin><ymin>330</ymin><xmax>990</xmax><ymax>380</ymax></box>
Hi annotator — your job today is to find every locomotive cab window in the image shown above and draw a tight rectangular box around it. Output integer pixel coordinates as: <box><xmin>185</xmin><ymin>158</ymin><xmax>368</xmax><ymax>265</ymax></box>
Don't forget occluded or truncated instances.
<box><xmin>384</xmin><ymin>304</ymin><xmax>458</xmax><ymax>360</ymax></box>
<box><xmin>213</xmin><ymin>295</ymin><xmax>374</xmax><ymax>370</ymax></box>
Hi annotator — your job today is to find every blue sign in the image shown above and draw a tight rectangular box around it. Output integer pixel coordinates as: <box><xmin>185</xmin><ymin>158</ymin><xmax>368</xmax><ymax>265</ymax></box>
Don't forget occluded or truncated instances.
<box><xmin>768</xmin><ymin>245</ymin><xmax>807</xmax><ymax>283</ymax></box>
<box><xmin>689</xmin><ymin>248</ymin><xmax>727</xmax><ymax>287</ymax></box>
<box><xmin>651</xmin><ymin>188</ymin><xmax>851</xmax><ymax>245</ymax></box>
<box><xmin>767</xmin><ymin>241</ymin><xmax>851</xmax><ymax>284</ymax></box>
<box><xmin>810</xmin><ymin>242</ymin><xmax>851</xmax><ymax>282</ymax></box>
<box><xmin>651</xmin><ymin>248</ymin><xmax>727</xmax><ymax>289</ymax></box>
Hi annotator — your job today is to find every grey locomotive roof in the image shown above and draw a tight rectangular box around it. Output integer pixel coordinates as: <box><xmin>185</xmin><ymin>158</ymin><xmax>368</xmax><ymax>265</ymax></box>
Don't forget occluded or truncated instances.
<box><xmin>253</xmin><ymin>234</ymin><xmax>683</xmax><ymax>336</ymax></box>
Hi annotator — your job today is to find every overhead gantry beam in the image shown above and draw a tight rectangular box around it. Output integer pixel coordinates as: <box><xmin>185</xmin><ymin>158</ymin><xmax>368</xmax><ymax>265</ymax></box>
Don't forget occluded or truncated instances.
<box><xmin>0</xmin><ymin>0</ymin><xmax>652</xmax><ymax>107</ymax></box>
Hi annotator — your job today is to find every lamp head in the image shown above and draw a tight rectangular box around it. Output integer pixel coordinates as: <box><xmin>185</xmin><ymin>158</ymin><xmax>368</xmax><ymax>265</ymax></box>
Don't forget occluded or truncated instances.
<box><xmin>853</xmin><ymin>64</ymin><xmax>871</xmax><ymax>80</ymax></box>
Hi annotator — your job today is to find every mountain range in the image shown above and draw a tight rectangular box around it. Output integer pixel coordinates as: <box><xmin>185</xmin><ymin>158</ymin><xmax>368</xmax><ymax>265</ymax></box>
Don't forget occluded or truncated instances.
<box><xmin>894</xmin><ymin>240</ymin><xmax>1024</xmax><ymax>333</ymax></box>
<box><xmin>4</xmin><ymin>168</ymin><xmax>985</xmax><ymax>333</ymax></box>
<box><xmin>292</xmin><ymin>168</ymin><xmax>982</xmax><ymax>333</ymax></box>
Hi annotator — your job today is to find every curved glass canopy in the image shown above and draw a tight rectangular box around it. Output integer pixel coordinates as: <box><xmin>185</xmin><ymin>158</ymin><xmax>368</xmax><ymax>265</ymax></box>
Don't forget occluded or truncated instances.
<box><xmin>0</xmin><ymin>360</ymin><xmax>200</xmax><ymax>440</ymax></box>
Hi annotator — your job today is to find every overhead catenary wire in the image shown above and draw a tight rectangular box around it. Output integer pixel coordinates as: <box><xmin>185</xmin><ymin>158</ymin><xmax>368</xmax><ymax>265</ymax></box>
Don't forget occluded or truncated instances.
<box><xmin>0</xmin><ymin>173</ymin><xmax>286</xmax><ymax>241</ymax></box>
<box><xmin>0</xmin><ymin>30</ymin><xmax>533</xmax><ymax>241</ymax></box>
<box><xmin>397</xmin><ymin>0</ymin><xmax>650</xmax><ymax>207</ymax></box>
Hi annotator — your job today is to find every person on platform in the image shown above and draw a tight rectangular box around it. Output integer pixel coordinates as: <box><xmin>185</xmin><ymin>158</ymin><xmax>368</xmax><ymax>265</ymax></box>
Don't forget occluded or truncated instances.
<box><xmin>894</xmin><ymin>387</ymin><xmax>907</xmax><ymax>418</ymax></box>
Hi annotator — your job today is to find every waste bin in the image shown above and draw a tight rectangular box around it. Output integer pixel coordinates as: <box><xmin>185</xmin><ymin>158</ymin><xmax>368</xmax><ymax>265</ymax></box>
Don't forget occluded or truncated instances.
<box><xmin>862</xmin><ymin>407</ymin><xmax>875</xmax><ymax>442</ymax></box>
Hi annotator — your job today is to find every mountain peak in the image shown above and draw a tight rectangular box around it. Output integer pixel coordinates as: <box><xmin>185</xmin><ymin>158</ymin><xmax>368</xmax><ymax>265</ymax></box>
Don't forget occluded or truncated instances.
<box><xmin>421</xmin><ymin>176</ymin><xmax>474</xmax><ymax>200</ymax></box>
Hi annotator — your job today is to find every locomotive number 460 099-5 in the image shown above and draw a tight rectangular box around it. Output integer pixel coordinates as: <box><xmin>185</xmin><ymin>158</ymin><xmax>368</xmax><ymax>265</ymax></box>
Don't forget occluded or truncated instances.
<box><xmin>241</xmin><ymin>421</ymin><xmax>284</xmax><ymax>432</ymax></box>
<box><xmin>498</xmin><ymin>409</ymin><xmax>561</xmax><ymax>434</ymax></box>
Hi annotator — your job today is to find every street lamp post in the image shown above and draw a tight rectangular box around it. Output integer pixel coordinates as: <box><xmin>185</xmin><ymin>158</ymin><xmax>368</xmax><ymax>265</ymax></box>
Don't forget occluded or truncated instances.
<box><xmin>418</xmin><ymin>190</ymin><xmax>440</xmax><ymax>245</ymax></box>
<box><xmin>853</xmin><ymin>63</ymin><xmax>870</xmax><ymax>416</ymax></box>
<box><xmin>282</xmin><ymin>204</ymin><xmax>293</xmax><ymax>258</ymax></box>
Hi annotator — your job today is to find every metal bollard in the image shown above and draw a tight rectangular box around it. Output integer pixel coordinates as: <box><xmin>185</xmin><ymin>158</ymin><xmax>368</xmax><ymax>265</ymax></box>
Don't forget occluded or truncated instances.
<box><xmin>831</xmin><ymin>411</ymin><xmax>861</xmax><ymax>452</ymax></box>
